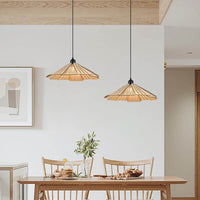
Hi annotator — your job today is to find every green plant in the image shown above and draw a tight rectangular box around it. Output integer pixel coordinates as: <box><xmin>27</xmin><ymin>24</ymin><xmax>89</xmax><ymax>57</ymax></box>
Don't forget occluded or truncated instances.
<box><xmin>73</xmin><ymin>172</ymin><xmax>82</xmax><ymax>177</ymax></box>
<box><xmin>74</xmin><ymin>132</ymin><xmax>100</xmax><ymax>159</ymax></box>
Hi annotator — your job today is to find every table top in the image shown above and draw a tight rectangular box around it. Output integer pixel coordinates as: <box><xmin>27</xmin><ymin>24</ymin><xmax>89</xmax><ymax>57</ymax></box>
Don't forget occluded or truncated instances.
<box><xmin>0</xmin><ymin>163</ymin><xmax>28</xmax><ymax>170</ymax></box>
<box><xmin>18</xmin><ymin>176</ymin><xmax>187</xmax><ymax>185</ymax></box>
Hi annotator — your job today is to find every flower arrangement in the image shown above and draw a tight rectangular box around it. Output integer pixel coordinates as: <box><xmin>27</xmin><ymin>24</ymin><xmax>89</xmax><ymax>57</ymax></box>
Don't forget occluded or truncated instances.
<box><xmin>74</xmin><ymin>132</ymin><xmax>100</xmax><ymax>159</ymax></box>
<box><xmin>74</xmin><ymin>132</ymin><xmax>100</xmax><ymax>177</ymax></box>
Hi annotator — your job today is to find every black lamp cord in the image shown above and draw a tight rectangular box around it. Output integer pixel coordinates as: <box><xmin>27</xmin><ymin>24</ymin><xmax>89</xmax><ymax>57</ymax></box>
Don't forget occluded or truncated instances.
<box><xmin>128</xmin><ymin>0</ymin><xmax>133</xmax><ymax>85</ymax></box>
<box><xmin>70</xmin><ymin>0</ymin><xmax>76</xmax><ymax>64</ymax></box>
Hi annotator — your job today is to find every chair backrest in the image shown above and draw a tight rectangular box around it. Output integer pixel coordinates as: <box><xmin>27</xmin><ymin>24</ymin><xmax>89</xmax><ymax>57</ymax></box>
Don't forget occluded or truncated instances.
<box><xmin>42</xmin><ymin>157</ymin><xmax>94</xmax><ymax>200</ymax></box>
<box><xmin>103</xmin><ymin>157</ymin><xmax>154</xmax><ymax>200</ymax></box>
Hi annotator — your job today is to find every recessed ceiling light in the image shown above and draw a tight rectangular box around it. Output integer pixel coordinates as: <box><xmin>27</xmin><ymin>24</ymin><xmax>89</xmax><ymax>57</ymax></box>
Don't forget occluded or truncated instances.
<box><xmin>186</xmin><ymin>52</ymin><xmax>193</xmax><ymax>54</ymax></box>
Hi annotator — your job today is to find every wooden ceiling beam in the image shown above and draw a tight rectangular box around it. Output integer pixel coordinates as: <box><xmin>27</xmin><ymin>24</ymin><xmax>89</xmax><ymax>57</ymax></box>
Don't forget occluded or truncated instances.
<box><xmin>0</xmin><ymin>0</ymin><xmax>159</xmax><ymax>25</ymax></box>
<box><xmin>159</xmin><ymin>0</ymin><xmax>173</xmax><ymax>24</ymax></box>
<box><xmin>0</xmin><ymin>0</ymin><xmax>172</xmax><ymax>25</ymax></box>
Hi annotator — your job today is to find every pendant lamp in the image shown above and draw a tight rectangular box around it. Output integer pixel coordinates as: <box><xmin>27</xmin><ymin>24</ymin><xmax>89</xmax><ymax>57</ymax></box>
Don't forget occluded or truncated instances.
<box><xmin>46</xmin><ymin>0</ymin><xmax>99</xmax><ymax>81</ymax></box>
<box><xmin>104</xmin><ymin>0</ymin><xmax>157</xmax><ymax>102</ymax></box>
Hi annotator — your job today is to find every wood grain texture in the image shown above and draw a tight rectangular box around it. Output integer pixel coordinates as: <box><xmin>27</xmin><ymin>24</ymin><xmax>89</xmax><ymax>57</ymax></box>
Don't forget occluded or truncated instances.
<box><xmin>196</xmin><ymin>71</ymin><xmax>200</xmax><ymax>92</ymax></box>
<box><xmin>196</xmin><ymin>70</ymin><xmax>200</xmax><ymax>200</ymax></box>
<box><xmin>42</xmin><ymin>157</ymin><xmax>94</xmax><ymax>200</ymax></box>
<box><xmin>0</xmin><ymin>163</ymin><xmax>28</xmax><ymax>170</ymax></box>
<box><xmin>18</xmin><ymin>176</ymin><xmax>187</xmax><ymax>185</ymax></box>
<box><xmin>166</xmin><ymin>184</ymin><xmax>171</xmax><ymax>200</ymax></box>
<box><xmin>18</xmin><ymin>176</ymin><xmax>186</xmax><ymax>200</ymax></box>
<box><xmin>159</xmin><ymin>0</ymin><xmax>173</xmax><ymax>23</ymax></box>
<box><xmin>103</xmin><ymin>157</ymin><xmax>154</xmax><ymax>200</ymax></box>
<box><xmin>0</xmin><ymin>0</ymin><xmax>159</xmax><ymax>24</ymax></box>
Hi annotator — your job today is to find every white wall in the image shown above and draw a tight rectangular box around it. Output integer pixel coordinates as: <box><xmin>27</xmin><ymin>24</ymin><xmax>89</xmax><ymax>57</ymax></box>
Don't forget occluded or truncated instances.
<box><xmin>0</xmin><ymin>25</ymin><xmax>164</xmax><ymax>199</ymax></box>
<box><xmin>165</xmin><ymin>68</ymin><xmax>195</xmax><ymax>197</ymax></box>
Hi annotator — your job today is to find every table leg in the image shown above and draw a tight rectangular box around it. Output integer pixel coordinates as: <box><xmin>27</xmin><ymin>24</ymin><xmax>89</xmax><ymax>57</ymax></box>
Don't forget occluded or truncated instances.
<box><xmin>20</xmin><ymin>184</ymin><xmax>25</xmax><ymax>200</ymax></box>
<box><xmin>166</xmin><ymin>184</ymin><xmax>172</xmax><ymax>200</ymax></box>
<box><xmin>34</xmin><ymin>184</ymin><xmax>40</xmax><ymax>200</ymax></box>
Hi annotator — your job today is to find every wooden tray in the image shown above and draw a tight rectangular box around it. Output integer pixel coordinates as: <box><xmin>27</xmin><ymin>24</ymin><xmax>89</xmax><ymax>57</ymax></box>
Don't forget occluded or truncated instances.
<box><xmin>93</xmin><ymin>175</ymin><xmax>108</xmax><ymax>178</ymax></box>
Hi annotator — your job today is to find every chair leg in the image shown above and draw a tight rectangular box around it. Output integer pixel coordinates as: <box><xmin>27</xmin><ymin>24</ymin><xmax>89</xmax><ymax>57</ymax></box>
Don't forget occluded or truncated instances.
<box><xmin>106</xmin><ymin>190</ymin><xmax>111</xmax><ymax>200</ymax></box>
<box><xmin>160</xmin><ymin>190</ymin><xmax>165</xmax><ymax>200</ymax></box>
<box><xmin>149</xmin><ymin>191</ymin><xmax>153</xmax><ymax>199</ymax></box>
<box><xmin>39</xmin><ymin>191</ymin><xmax>45</xmax><ymax>200</ymax></box>
<box><xmin>84</xmin><ymin>190</ymin><xmax>89</xmax><ymax>200</ymax></box>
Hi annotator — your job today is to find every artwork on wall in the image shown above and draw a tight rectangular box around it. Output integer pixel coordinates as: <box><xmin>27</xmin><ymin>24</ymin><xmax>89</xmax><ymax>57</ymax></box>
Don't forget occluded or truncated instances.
<box><xmin>0</xmin><ymin>67</ymin><xmax>34</xmax><ymax>127</ymax></box>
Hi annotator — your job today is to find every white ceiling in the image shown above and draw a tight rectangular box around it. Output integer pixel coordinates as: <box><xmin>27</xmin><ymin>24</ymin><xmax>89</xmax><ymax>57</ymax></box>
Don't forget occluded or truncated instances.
<box><xmin>163</xmin><ymin>0</ymin><xmax>200</xmax><ymax>65</ymax></box>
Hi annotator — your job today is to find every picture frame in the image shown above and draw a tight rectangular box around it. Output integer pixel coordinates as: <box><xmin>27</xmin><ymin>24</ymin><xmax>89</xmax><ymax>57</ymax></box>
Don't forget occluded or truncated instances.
<box><xmin>0</xmin><ymin>67</ymin><xmax>34</xmax><ymax>127</ymax></box>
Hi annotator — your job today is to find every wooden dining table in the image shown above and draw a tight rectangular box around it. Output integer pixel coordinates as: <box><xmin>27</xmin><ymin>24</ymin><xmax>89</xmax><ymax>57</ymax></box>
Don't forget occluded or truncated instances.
<box><xmin>18</xmin><ymin>176</ymin><xmax>186</xmax><ymax>200</ymax></box>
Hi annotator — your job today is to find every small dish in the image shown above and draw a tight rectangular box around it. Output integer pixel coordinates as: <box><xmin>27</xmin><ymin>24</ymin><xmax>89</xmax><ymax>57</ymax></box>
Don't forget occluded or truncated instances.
<box><xmin>53</xmin><ymin>172</ymin><xmax>62</xmax><ymax>178</ymax></box>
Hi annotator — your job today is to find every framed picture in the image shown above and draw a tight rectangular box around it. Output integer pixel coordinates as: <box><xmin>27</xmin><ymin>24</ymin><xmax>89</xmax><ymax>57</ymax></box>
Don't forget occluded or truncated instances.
<box><xmin>0</xmin><ymin>67</ymin><xmax>34</xmax><ymax>127</ymax></box>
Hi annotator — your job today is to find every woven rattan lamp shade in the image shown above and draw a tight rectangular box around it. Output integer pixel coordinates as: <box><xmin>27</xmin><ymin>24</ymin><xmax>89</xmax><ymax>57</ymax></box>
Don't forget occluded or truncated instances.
<box><xmin>104</xmin><ymin>0</ymin><xmax>156</xmax><ymax>102</ymax></box>
<box><xmin>46</xmin><ymin>62</ymin><xmax>99</xmax><ymax>81</ymax></box>
<box><xmin>47</xmin><ymin>0</ymin><xmax>99</xmax><ymax>81</ymax></box>
<box><xmin>105</xmin><ymin>82</ymin><xmax>157</xmax><ymax>102</ymax></box>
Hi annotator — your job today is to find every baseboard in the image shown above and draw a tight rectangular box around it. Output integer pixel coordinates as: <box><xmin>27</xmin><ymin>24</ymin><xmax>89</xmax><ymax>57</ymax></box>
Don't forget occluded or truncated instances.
<box><xmin>172</xmin><ymin>198</ymin><xmax>195</xmax><ymax>200</ymax></box>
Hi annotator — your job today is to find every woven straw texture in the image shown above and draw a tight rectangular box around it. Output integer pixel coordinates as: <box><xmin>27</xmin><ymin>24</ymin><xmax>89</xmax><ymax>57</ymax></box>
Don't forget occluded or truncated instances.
<box><xmin>47</xmin><ymin>63</ymin><xmax>99</xmax><ymax>81</ymax></box>
<box><xmin>105</xmin><ymin>83</ymin><xmax>157</xmax><ymax>102</ymax></box>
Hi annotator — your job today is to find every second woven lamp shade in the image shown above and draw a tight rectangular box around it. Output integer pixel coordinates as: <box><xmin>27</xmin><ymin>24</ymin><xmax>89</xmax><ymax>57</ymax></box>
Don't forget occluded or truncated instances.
<box><xmin>46</xmin><ymin>62</ymin><xmax>99</xmax><ymax>81</ymax></box>
<box><xmin>105</xmin><ymin>82</ymin><xmax>157</xmax><ymax>102</ymax></box>
<box><xmin>104</xmin><ymin>0</ymin><xmax>156</xmax><ymax>102</ymax></box>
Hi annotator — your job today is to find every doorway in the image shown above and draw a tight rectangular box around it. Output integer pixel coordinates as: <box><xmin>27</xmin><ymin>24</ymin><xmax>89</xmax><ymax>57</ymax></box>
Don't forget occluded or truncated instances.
<box><xmin>195</xmin><ymin>70</ymin><xmax>200</xmax><ymax>200</ymax></box>
<box><xmin>165</xmin><ymin>68</ymin><xmax>195</xmax><ymax>199</ymax></box>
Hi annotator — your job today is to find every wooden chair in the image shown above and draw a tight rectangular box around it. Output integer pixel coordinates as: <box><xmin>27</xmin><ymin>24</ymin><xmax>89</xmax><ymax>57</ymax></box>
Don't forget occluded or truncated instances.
<box><xmin>42</xmin><ymin>157</ymin><xmax>94</xmax><ymax>200</ymax></box>
<box><xmin>103</xmin><ymin>157</ymin><xmax>154</xmax><ymax>200</ymax></box>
